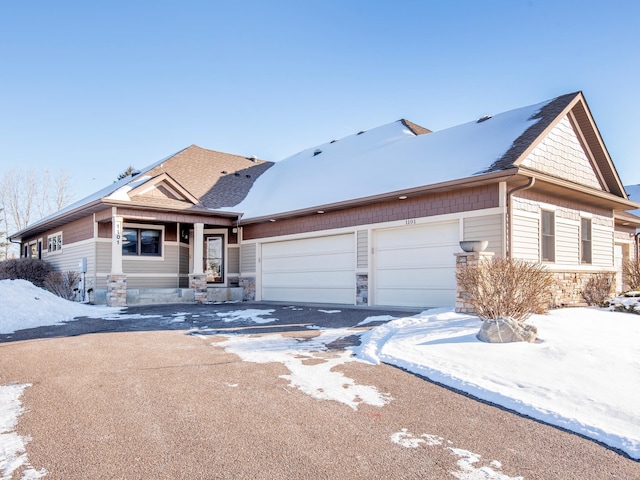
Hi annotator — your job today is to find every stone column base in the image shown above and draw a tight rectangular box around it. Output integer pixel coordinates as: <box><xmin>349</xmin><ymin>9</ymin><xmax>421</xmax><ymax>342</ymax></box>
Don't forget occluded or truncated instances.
<box><xmin>239</xmin><ymin>276</ymin><xmax>256</xmax><ymax>301</ymax></box>
<box><xmin>454</xmin><ymin>251</ymin><xmax>494</xmax><ymax>314</ymax></box>
<box><xmin>106</xmin><ymin>274</ymin><xmax>127</xmax><ymax>307</ymax></box>
<box><xmin>190</xmin><ymin>274</ymin><xmax>208</xmax><ymax>304</ymax></box>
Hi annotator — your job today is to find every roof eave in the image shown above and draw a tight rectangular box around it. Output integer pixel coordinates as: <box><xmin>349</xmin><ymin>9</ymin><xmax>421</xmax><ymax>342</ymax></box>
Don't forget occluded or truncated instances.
<box><xmin>239</xmin><ymin>169</ymin><xmax>520</xmax><ymax>225</ymax></box>
<box><xmin>520</xmin><ymin>168</ymin><xmax>640</xmax><ymax>211</ymax></box>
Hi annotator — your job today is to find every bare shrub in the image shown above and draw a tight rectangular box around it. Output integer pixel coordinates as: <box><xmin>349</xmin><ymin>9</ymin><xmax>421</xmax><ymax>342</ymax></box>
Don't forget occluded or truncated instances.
<box><xmin>581</xmin><ymin>273</ymin><xmax>614</xmax><ymax>306</ymax></box>
<box><xmin>622</xmin><ymin>258</ymin><xmax>640</xmax><ymax>291</ymax></box>
<box><xmin>0</xmin><ymin>258</ymin><xmax>52</xmax><ymax>287</ymax></box>
<box><xmin>456</xmin><ymin>257</ymin><xmax>554</xmax><ymax>322</ymax></box>
<box><xmin>44</xmin><ymin>271</ymin><xmax>81</xmax><ymax>300</ymax></box>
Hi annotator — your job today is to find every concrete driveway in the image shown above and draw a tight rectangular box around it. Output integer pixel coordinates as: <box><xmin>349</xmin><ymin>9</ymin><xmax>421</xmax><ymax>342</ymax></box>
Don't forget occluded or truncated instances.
<box><xmin>1</xmin><ymin>303</ymin><xmax>638</xmax><ymax>479</ymax></box>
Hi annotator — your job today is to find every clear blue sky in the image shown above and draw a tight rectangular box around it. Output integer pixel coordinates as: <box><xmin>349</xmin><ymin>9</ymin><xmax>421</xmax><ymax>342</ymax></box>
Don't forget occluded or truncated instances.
<box><xmin>2</xmin><ymin>1</ymin><xmax>639</xmax><ymax>202</ymax></box>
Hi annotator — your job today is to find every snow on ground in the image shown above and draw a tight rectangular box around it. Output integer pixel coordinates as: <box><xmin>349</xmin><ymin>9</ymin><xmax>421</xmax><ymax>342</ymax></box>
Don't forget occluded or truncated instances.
<box><xmin>0</xmin><ymin>384</ymin><xmax>46</xmax><ymax>479</ymax></box>
<box><xmin>0</xmin><ymin>279</ymin><xmax>122</xmax><ymax>334</ymax></box>
<box><xmin>391</xmin><ymin>428</ymin><xmax>523</xmax><ymax>480</ymax></box>
<box><xmin>216</xmin><ymin>328</ymin><xmax>392</xmax><ymax>410</ymax></box>
<box><xmin>352</xmin><ymin>306</ymin><xmax>640</xmax><ymax>460</ymax></box>
<box><xmin>1</xmin><ymin>278</ymin><xmax>639</xmax><ymax>465</ymax></box>
<box><xmin>213</xmin><ymin>309</ymin><xmax>276</xmax><ymax>324</ymax></box>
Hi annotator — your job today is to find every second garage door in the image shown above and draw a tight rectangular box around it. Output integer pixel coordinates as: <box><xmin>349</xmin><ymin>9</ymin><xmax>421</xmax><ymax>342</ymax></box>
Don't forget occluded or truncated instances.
<box><xmin>261</xmin><ymin>234</ymin><xmax>355</xmax><ymax>304</ymax></box>
<box><xmin>373</xmin><ymin>221</ymin><xmax>459</xmax><ymax>307</ymax></box>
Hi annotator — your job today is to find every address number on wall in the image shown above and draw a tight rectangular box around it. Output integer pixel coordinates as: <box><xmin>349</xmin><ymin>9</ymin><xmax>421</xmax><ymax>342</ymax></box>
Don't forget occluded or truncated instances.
<box><xmin>405</xmin><ymin>218</ymin><xmax>416</xmax><ymax>225</ymax></box>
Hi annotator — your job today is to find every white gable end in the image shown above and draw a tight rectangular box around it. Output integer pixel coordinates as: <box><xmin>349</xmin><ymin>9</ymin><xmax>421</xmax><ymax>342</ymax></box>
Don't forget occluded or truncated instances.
<box><xmin>521</xmin><ymin>115</ymin><xmax>602</xmax><ymax>190</ymax></box>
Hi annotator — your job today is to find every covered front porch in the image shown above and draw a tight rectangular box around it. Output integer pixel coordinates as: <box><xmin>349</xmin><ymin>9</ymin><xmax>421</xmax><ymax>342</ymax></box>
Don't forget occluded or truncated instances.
<box><xmin>98</xmin><ymin>207</ymin><xmax>244</xmax><ymax>306</ymax></box>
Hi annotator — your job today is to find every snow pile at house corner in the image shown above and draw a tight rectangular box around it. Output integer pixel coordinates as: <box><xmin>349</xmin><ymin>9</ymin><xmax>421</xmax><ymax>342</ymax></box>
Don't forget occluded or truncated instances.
<box><xmin>351</xmin><ymin>307</ymin><xmax>640</xmax><ymax>460</ymax></box>
<box><xmin>234</xmin><ymin>98</ymin><xmax>550</xmax><ymax>219</ymax></box>
<box><xmin>0</xmin><ymin>279</ymin><xmax>120</xmax><ymax>334</ymax></box>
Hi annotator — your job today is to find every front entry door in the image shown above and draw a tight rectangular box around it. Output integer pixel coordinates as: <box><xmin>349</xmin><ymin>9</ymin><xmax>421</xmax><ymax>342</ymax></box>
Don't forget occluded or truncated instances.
<box><xmin>204</xmin><ymin>235</ymin><xmax>224</xmax><ymax>283</ymax></box>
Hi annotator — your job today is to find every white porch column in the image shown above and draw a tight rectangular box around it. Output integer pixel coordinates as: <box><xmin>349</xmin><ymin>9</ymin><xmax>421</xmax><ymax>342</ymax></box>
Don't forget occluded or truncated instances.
<box><xmin>111</xmin><ymin>216</ymin><xmax>124</xmax><ymax>274</ymax></box>
<box><xmin>193</xmin><ymin>222</ymin><xmax>204</xmax><ymax>274</ymax></box>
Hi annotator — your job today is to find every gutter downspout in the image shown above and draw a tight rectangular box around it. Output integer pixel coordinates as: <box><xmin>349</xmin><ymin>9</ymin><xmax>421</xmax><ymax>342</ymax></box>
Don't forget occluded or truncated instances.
<box><xmin>8</xmin><ymin>236</ymin><xmax>23</xmax><ymax>257</ymax></box>
<box><xmin>506</xmin><ymin>177</ymin><xmax>536</xmax><ymax>258</ymax></box>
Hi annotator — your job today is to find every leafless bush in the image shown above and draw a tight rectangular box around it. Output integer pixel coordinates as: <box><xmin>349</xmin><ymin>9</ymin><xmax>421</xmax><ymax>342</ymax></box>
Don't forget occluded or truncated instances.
<box><xmin>622</xmin><ymin>259</ymin><xmax>640</xmax><ymax>291</ymax></box>
<box><xmin>0</xmin><ymin>258</ymin><xmax>52</xmax><ymax>287</ymax></box>
<box><xmin>44</xmin><ymin>271</ymin><xmax>81</xmax><ymax>300</ymax></box>
<box><xmin>456</xmin><ymin>257</ymin><xmax>554</xmax><ymax>322</ymax></box>
<box><xmin>581</xmin><ymin>273</ymin><xmax>614</xmax><ymax>306</ymax></box>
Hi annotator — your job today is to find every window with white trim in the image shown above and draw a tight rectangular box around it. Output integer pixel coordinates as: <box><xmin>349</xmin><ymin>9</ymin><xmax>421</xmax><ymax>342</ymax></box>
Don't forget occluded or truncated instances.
<box><xmin>122</xmin><ymin>227</ymin><xmax>162</xmax><ymax>256</ymax></box>
<box><xmin>47</xmin><ymin>232</ymin><xmax>63</xmax><ymax>253</ymax></box>
<box><xmin>541</xmin><ymin>210</ymin><xmax>555</xmax><ymax>262</ymax></box>
<box><xmin>580</xmin><ymin>218</ymin><xmax>592</xmax><ymax>264</ymax></box>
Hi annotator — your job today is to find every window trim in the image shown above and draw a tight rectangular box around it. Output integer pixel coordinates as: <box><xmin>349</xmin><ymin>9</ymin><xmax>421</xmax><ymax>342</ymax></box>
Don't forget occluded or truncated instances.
<box><xmin>540</xmin><ymin>210</ymin><xmax>555</xmax><ymax>262</ymax></box>
<box><xmin>122</xmin><ymin>223</ymin><xmax>165</xmax><ymax>259</ymax></box>
<box><xmin>47</xmin><ymin>231</ymin><xmax>63</xmax><ymax>255</ymax></box>
<box><xmin>203</xmin><ymin>228</ymin><xmax>228</xmax><ymax>285</ymax></box>
<box><xmin>580</xmin><ymin>217</ymin><xmax>592</xmax><ymax>264</ymax></box>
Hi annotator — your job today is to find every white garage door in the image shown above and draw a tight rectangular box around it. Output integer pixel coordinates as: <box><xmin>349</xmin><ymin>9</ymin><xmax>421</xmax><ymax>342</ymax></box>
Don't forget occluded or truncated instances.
<box><xmin>374</xmin><ymin>221</ymin><xmax>459</xmax><ymax>307</ymax></box>
<box><xmin>261</xmin><ymin>234</ymin><xmax>355</xmax><ymax>304</ymax></box>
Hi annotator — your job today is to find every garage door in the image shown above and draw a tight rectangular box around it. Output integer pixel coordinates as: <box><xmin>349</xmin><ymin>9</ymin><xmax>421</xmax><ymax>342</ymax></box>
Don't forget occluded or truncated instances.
<box><xmin>261</xmin><ymin>234</ymin><xmax>355</xmax><ymax>304</ymax></box>
<box><xmin>374</xmin><ymin>221</ymin><xmax>459</xmax><ymax>307</ymax></box>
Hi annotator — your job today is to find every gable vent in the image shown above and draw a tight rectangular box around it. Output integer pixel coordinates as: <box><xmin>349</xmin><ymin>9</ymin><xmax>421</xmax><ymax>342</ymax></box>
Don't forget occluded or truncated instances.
<box><xmin>477</xmin><ymin>115</ymin><xmax>492</xmax><ymax>123</ymax></box>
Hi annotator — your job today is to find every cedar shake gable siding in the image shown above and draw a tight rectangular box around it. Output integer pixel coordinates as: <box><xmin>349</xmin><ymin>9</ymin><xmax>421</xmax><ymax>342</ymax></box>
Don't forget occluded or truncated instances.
<box><xmin>482</xmin><ymin>93</ymin><xmax>579</xmax><ymax>174</ymax></box>
<box><xmin>243</xmin><ymin>185</ymin><xmax>499</xmax><ymax>240</ymax></box>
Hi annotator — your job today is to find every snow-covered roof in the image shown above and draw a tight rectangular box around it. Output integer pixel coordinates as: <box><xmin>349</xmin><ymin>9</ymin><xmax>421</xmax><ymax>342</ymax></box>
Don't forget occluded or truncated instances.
<box><xmin>233</xmin><ymin>95</ymin><xmax>570</xmax><ymax>220</ymax></box>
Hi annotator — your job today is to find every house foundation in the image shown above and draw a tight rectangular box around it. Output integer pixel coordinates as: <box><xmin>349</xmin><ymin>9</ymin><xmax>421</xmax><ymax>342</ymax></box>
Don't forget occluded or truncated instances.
<box><xmin>189</xmin><ymin>274</ymin><xmax>208</xmax><ymax>304</ymax></box>
<box><xmin>106</xmin><ymin>274</ymin><xmax>127</xmax><ymax>307</ymax></box>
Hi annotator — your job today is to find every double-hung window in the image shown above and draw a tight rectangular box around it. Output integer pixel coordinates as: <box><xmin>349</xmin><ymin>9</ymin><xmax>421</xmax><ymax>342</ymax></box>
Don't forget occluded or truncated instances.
<box><xmin>122</xmin><ymin>227</ymin><xmax>162</xmax><ymax>256</ymax></box>
<box><xmin>541</xmin><ymin>210</ymin><xmax>555</xmax><ymax>262</ymax></box>
<box><xmin>581</xmin><ymin>218</ymin><xmax>592</xmax><ymax>264</ymax></box>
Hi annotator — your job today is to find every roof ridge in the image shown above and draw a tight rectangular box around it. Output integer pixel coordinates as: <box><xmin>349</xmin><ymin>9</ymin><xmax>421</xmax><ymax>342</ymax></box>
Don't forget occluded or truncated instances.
<box><xmin>399</xmin><ymin>118</ymin><xmax>432</xmax><ymax>136</ymax></box>
<box><xmin>480</xmin><ymin>92</ymin><xmax>581</xmax><ymax>173</ymax></box>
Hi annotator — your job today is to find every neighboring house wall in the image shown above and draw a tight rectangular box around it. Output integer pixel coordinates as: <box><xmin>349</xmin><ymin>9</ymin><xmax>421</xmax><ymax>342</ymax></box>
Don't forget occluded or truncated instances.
<box><xmin>521</xmin><ymin>115</ymin><xmax>602</xmax><ymax>189</ymax></box>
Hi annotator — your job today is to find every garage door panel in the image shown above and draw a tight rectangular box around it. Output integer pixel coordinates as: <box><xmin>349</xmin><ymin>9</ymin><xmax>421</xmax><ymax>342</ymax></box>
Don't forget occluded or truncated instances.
<box><xmin>375</xmin><ymin>222</ymin><xmax>458</xmax><ymax>307</ymax></box>
<box><xmin>376</xmin><ymin>287</ymin><xmax>455</xmax><ymax>308</ymax></box>
<box><xmin>262</xmin><ymin>234</ymin><xmax>355</xmax><ymax>304</ymax></box>
<box><xmin>263</xmin><ymin>252</ymin><xmax>354</xmax><ymax>271</ymax></box>
<box><xmin>376</xmin><ymin>266</ymin><xmax>457</xmax><ymax>289</ymax></box>
<box><xmin>376</xmin><ymin>245</ymin><xmax>459</xmax><ymax>268</ymax></box>
<box><xmin>262</xmin><ymin>286</ymin><xmax>354</xmax><ymax>304</ymax></box>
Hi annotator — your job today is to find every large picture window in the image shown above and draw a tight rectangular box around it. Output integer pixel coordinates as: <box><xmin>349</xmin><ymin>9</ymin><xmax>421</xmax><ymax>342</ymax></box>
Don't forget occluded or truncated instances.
<box><xmin>541</xmin><ymin>210</ymin><xmax>555</xmax><ymax>262</ymax></box>
<box><xmin>581</xmin><ymin>218</ymin><xmax>592</xmax><ymax>264</ymax></box>
<box><xmin>122</xmin><ymin>227</ymin><xmax>162</xmax><ymax>256</ymax></box>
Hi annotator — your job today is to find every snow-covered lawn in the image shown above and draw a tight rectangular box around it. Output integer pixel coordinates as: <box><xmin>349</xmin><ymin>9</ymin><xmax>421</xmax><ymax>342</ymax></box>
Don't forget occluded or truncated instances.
<box><xmin>1</xmin><ymin>278</ymin><xmax>639</xmax><ymax>479</ymax></box>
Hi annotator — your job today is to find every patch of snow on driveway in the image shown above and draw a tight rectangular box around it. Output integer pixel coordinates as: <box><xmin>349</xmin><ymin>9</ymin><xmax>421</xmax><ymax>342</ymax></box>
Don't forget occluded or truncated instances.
<box><xmin>0</xmin><ymin>384</ymin><xmax>46</xmax><ymax>479</ymax></box>
<box><xmin>216</xmin><ymin>328</ymin><xmax>391</xmax><ymax>409</ymax></box>
<box><xmin>215</xmin><ymin>309</ymin><xmax>277</xmax><ymax>324</ymax></box>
